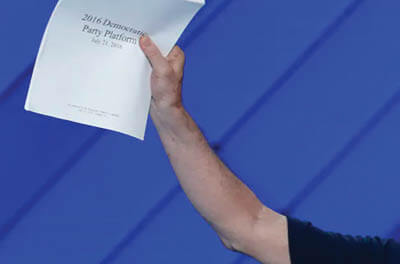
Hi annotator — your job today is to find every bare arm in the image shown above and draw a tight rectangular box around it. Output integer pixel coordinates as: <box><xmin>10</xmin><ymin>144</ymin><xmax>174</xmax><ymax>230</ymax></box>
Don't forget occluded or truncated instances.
<box><xmin>139</xmin><ymin>35</ymin><xmax>291</xmax><ymax>264</ymax></box>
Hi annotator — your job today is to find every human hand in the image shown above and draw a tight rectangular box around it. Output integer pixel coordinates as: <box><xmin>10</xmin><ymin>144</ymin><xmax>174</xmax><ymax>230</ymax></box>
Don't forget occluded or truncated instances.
<box><xmin>139</xmin><ymin>35</ymin><xmax>185</xmax><ymax>112</ymax></box>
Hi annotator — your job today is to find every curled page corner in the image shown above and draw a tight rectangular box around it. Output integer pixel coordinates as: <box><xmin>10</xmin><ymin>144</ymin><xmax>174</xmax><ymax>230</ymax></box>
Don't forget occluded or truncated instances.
<box><xmin>186</xmin><ymin>0</ymin><xmax>206</xmax><ymax>5</ymax></box>
<box><xmin>24</xmin><ymin>0</ymin><xmax>204</xmax><ymax>141</ymax></box>
<box><xmin>185</xmin><ymin>0</ymin><xmax>205</xmax><ymax>4</ymax></box>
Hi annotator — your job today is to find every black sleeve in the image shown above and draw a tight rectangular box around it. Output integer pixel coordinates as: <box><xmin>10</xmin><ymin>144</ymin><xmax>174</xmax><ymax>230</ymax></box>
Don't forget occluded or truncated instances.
<box><xmin>287</xmin><ymin>216</ymin><xmax>400</xmax><ymax>264</ymax></box>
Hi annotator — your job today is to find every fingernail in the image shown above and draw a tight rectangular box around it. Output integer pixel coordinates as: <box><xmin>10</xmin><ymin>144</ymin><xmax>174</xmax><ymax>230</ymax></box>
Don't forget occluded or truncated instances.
<box><xmin>141</xmin><ymin>34</ymin><xmax>151</xmax><ymax>47</ymax></box>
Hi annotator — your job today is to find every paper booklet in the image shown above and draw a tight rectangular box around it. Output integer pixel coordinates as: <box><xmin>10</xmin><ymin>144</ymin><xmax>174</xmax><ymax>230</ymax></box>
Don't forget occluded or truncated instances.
<box><xmin>25</xmin><ymin>0</ymin><xmax>204</xmax><ymax>140</ymax></box>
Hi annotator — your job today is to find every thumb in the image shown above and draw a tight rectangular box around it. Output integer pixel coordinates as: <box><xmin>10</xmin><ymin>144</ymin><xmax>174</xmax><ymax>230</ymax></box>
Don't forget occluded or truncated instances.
<box><xmin>139</xmin><ymin>35</ymin><xmax>172</xmax><ymax>76</ymax></box>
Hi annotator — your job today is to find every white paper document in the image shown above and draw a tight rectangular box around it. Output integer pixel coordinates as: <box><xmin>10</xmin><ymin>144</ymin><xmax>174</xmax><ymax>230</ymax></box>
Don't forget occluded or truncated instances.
<box><xmin>25</xmin><ymin>0</ymin><xmax>204</xmax><ymax>140</ymax></box>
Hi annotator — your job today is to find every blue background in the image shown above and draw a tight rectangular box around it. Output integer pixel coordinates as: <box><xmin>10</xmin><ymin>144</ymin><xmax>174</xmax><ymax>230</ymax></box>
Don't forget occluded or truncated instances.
<box><xmin>1</xmin><ymin>0</ymin><xmax>400</xmax><ymax>263</ymax></box>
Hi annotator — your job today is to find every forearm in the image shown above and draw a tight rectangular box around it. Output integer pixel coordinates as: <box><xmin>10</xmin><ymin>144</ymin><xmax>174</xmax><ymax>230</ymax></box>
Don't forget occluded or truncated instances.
<box><xmin>150</xmin><ymin>102</ymin><xmax>274</xmax><ymax>250</ymax></box>
<box><xmin>140</xmin><ymin>36</ymin><xmax>289</xmax><ymax>263</ymax></box>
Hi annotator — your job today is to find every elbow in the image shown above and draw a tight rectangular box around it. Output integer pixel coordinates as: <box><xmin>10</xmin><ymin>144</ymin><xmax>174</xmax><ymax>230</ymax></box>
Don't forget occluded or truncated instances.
<box><xmin>218</xmin><ymin>233</ymin><xmax>242</xmax><ymax>252</ymax></box>
<box><xmin>215</xmin><ymin>215</ymin><xmax>261</xmax><ymax>254</ymax></box>
<box><xmin>213</xmin><ymin>224</ymin><xmax>248</xmax><ymax>253</ymax></box>
<box><xmin>218</xmin><ymin>228</ymin><xmax>255</xmax><ymax>254</ymax></box>
<box><xmin>217</xmin><ymin>206</ymin><xmax>286</xmax><ymax>256</ymax></box>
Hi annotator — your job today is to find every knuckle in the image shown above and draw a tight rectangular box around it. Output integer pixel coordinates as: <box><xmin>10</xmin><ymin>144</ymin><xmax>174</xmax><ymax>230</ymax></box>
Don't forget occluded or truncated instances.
<box><xmin>146</xmin><ymin>47</ymin><xmax>158</xmax><ymax>58</ymax></box>
<box><xmin>176</xmin><ymin>48</ymin><xmax>185</xmax><ymax>61</ymax></box>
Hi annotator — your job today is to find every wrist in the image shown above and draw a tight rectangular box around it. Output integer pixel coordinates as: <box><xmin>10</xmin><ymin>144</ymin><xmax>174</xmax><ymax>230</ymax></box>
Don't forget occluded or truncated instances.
<box><xmin>150</xmin><ymin>100</ymin><xmax>204</xmax><ymax>147</ymax></box>
<box><xmin>150</xmin><ymin>100</ymin><xmax>187</xmax><ymax>131</ymax></box>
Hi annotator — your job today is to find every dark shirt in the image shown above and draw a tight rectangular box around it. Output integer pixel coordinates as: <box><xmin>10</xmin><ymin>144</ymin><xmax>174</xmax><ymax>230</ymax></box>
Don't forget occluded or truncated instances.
<box><xmin>287</xmin><ymin>216</ymin><xmax>400</xmax><ymax>264</ymax></box>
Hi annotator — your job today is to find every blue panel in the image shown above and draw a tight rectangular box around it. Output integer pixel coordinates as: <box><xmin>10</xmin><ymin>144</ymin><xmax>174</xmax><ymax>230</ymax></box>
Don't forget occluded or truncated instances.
<box><xmin>219</xmin><ymin>0</ymin><xmax>400</xmax><ymax>212</ymax></box>
<box><xmin>182</xmin><ymin>0</ymin><xmax>352</xmax><ymax>140</ymax></box>
<box><xmin>0</xmin><ymin>75</ymin><xmax>97</xmax><ymax>229</ymax></box>
<box><xmin>0</xmin><ymin>0</ymin><xmax>57</xmax><ymax>93</ymax></box>
<box><xmin>114</xmin><ymin>192</ymin><xmax>239</xmax><ymax>264</ymax></box>
<box><xmin>293</xmin><ymin>96</ymin><xmax>400</xmax><ymax>237</ymax></box>
<box><xmin>0</xmin><ymin>126</ymin><xmax>179</xmax><ymax>263</ymax></box>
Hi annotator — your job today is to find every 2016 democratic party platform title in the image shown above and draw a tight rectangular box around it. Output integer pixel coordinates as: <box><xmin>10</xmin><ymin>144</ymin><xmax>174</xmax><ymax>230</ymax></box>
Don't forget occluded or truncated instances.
<box><xmin>81</xmin><ymin>14</ymin><xmax>144</xmax><ymax>45</ymax></box>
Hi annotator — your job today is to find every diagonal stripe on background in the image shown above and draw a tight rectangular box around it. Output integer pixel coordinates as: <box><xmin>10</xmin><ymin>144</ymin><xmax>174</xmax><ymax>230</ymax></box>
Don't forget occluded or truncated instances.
<box><xmin>0</xmin><ymin>129</ymin><xmax>105</xmax><ymax>243</ymax></box>
<box><xmin>180</xmin><ymin>0</ymin><xmax>235</xmax><ymax>48</ymax></box>
<box><xmin>99</xmin><ymin>185</ymin><xmax>182</xmax><ymax>264</ymax></box>
<box><xmin>216</xmin><ymin>0</ymin><xmax>366</xmax><ymax>149</ymax></box>
<box><xmin>281</xmin><ymin>88</ymin><xmax>400</xmax><ymax>215</ymax></box>
<box><xmin>231</xmin><ymin>87</ymin><xmax>400</xmax><ymax>264</ymax></box>
<box><xmin>0</xmin><ymin>63</ymin><xmax>34</xmax><ymax>105</ymax></box>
